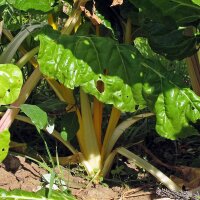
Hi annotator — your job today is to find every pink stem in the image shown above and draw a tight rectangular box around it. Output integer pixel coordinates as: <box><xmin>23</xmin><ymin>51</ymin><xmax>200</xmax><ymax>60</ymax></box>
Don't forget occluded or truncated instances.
<box><xmin>0</xmin><ymin>67</ymin><xmax>42</xmax><ymax>132</ymax></box>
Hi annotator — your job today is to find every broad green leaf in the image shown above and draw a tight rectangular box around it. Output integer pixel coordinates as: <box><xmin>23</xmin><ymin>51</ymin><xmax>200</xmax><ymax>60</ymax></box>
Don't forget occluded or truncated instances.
<box><xmin>7</xmin><ymin>0</ymin><xmax>54</xmax><ymax>12</ymax></box>
<box><xmin>129</xmin><ymin>0</ymin><xmax>200</xmax><ymax>25</ymax></box>
<box><xmin>0</xmin><ymin>188</ymin><xmax>76</xmax><ymax>200</ymax></box>
<box><xmin>141</xmin><ymin>20</ymin><xmax>198</xmax><ymax>60</ymax></box>
<box><xmin>20</xmin><ymin>104</ymin><xmax>48</xmax><ymax>132</ymax></box>
<box><xmin>192</xmin><ymin>0</ymin><xmax>200</xmax><ymax>6</ymax></box>
<box><xmin>0</xmin><ymin>0</ymin><xmax>5</xmax><ymax>6</ymax></box>
<box><xmin>0</xmin><ymin>129</ymin><xmax>10</xmax><ymax>162</ymax></box>
<box><xmin>38</xmin><ymin>32</ymin><xmax>200</xmax><ymax>139</ymax></box>
<box><xmin>128</xmin><ymin>0</ymin><xmax>200</xmax><ymax>60</ymax></box>
<box><xmin>0</xmin><ymin>64</ymin><xmax>23</xmax><ymax>105</ymax></box>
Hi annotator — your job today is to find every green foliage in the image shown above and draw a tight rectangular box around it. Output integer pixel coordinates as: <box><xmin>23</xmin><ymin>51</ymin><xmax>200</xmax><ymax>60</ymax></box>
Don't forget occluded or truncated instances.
<box><xmin>129</xmin><ymin>0</ymin><xmax>200</xmax><ymax>24</ymax></box>
<box><xmin>128</xmin><ymin>0</ymin><xmax>200</xmax><ymax>60</ymax></box>
<box><xmin>0</xmin><ymin>188</ymin><xmax>76</xmax><ymax>200</ymax></box>
<box><xmin>6</xmin><ymin>0</ymin><xmax>55</xmax><ymax>12</ymax></box>
<box><xmin>20</xmin><ymin>104</ymin><xmax>48</xmax><ymax>132</ymax></box>
<box><xmin>0</xmin><ymin>129</ymin><xmax>10</xmax><ymax>162</ymax></box>
<box><xmin>37</xmin><ymin>30</ymin><xmax>200</xmax><ymax>139</ymax></box>
<box><xmin>0</xmin><ymin>64</ymin><xmax>23</xmax><ymax>105</ymax></box>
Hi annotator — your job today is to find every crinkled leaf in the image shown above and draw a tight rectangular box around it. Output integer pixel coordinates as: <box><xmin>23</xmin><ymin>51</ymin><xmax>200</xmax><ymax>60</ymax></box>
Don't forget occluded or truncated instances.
<box><xmin>0</xmin><ymin>129</ymin><xmax>10</xmax><ymax>163</ymax></box>
<box><xmin>0</xmin><ymin>188</ymin><xmax>76</xmax><ymax>200</ymax></box>
<box><xmin>38</xmin><ymin>32</ymin><xmax>200</xmax><ymax>139</ymax></box>
<box><xmin>7</xmin><ymin>0</ymin><xmax>54</xmax><ymax>12</ymax></box>
<box><xmin>20</xmin><ymin>104</ymin><xmax>48</xmax><ymax>132</ymax></box>
<box><xmin>0</xmin><ymin>64</ymin><xmax>23</xmax><ymax>105</ymax></box>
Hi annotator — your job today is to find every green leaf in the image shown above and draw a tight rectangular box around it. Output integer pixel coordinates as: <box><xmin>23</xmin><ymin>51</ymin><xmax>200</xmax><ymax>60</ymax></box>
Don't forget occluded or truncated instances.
<box><xmin>38</xmin><ymin>31</ymin><xmax>200</xmax><ymax>139</ymax></box>
<box><xmin>128</xmin><ymin>0</ymin><xmax>200</xmax><ymax>60</ymax></box>
<box><xmin>7</xmin><ymin>0</ymin><xmax>55</xmax><ymax>12</ymax></box>
<box><xmin>61</xmin><ymin>130</ymin><xmax>68</xmax><ymax>141</ymax></box>
<box><xmin>0</xmin><ymin>129</ymin><xmax>10</xmax><ymax>163</ymax></box>
<box><xmin>192</xmin><ymin>0</ymin><xmax>200</xmax><ymax>6</ymax></box>
<box><xmin>141</xmin><ymin>20</ymin><xmax>198</xmax><ymax>60</ymax></box>
<box><xmin>129</xmin><ymin>0</ymin><xmax>200</xmax><ymax>25</ymax></box>
<box><xmin>0</xmin><ymin>188</ymin><xmax>76</xmax><ymax>200</ymax></box>
<box><xmin>0</xmin><ymin>64</ymin><xmax>23</xmax><ymax>105</ymax></box>
<box><xmin>0</xmin><ymin>0</ymin><xmax>5</xmax><ymax>6</ymax></box>
<box><xmin>20</xmin><ymin>104</ymin><xmax>48</xmax><ymax>132</ymax></box>
<box><xmin>36</xmin><ymin>98</ymin><xmax>67</xmax><ymax>112</ymax></box>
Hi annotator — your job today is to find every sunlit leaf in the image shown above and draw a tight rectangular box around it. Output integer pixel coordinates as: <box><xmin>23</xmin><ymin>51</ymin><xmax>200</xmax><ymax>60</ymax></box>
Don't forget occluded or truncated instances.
<box><xmin>20</xmin><ymin>104</ymin><xmax>48</xmax><ymax>132</ymax></box>
<box><xmin>0</xmin><ymin>64</ymin><xmax>23</xmax><ymax>105</ymax></box>
<box><xmin>0</xmin><ymin>129</ymin><xmax>10</xmax><ymax>163</ymax></box>
<box><xmin>7</xmin><ymin>0</ymin><xmax>54</xmax><ymax>12</ymax></box>
<box><xmin>0</xmin><ymin>188</ymin><xmax>76</xmax><ymax>200</ymax></box>
<box><xmin>38</xmin><ymin>31</ymin><xmax>200</xmax><ymax>139</ymax></box>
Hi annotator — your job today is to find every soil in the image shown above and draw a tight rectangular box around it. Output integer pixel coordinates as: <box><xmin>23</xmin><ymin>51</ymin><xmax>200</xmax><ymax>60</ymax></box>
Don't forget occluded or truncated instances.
<box><xmin>0</xmin><ymin>155</ymin><xmax>46</xmax><ymax>192</ymax></box>
<box><xmin>0</xmin><ymin>154</ymin><xmax>157</xmax><ymax>200</ymax></box>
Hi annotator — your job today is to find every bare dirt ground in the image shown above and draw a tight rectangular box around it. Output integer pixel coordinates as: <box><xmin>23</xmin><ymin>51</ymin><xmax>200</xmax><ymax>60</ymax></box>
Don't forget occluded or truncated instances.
<box><xmin>0</xmin><ymin>154</ymin><xmax>157</xmax><ymax>200</ymax></box>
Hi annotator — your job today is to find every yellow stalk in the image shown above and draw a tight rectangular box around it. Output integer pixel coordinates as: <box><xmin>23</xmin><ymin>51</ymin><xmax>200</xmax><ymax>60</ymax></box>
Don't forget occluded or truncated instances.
<box><xmin>101</xmin><ymin>107</ymin><xmax>121</xmax><ymax>161</ymax></box>
<box><xmin>61</xmin><ymin>0</ymin><xmax>88</xmax><ymax>35</ymax></box>
<box><xmin>105</xmin><ymin>113</ymin><xmax>154</xmax><ymax>159</ymax></box>
<box><xmin>79</xmin><ymin>88</ymin><xmax>101</xmax><ymax>174</ymax></box>
<box><xmin>48</xmin><ymin>14</ymin><xmax>58</xmax><ymax>30</ymax></box>
<box><xmin>76</xmin><ymin>108</ymin><xmax>87</xmax><ymax>156</ymax></box>
<box><xmin>93</xmin><ymin>71</ymin><xmax>104</xmax><ymax>149</ymax></box>
<box><xmin>101</xmin><ymin>149</ymin><xmax>117</xmax><ymax>177</ymax></box>
<box><xmin>93</xmin><ymin>97</ymin><xmax>103</xmax><ymax>150</ymax></box>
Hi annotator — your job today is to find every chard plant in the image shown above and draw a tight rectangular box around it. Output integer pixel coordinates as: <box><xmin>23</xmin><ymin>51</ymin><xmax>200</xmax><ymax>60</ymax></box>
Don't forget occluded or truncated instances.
<box><xmin>0</xmin><ymin>0</ymin><xmax>199</xmax><ymax>195</ymax></box>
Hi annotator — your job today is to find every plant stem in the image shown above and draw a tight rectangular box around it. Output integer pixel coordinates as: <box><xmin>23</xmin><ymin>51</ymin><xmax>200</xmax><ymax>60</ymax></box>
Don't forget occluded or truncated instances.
<box><xmin>117</xmin><ymin>147</ymin><xmax>181</xmax><ymax>192</ymax></box>
<box><xmin>105</xmin><ymin>113</ymin><xmax>154</xmax><ymax>159</ymax></box>
<box><xmin>61</xmin><ymin>0</ymin><xmax>88</xmax><ymax>35</ymax></box>
<box><xmin>101</xmin><ymin>107</ymin><xmax>121</xmax><ymax>162</ymax></box>
<box><xmin>185</xmin><ymin>27</ymin><xmax>200</xmax><ymax>95</ymax></box>
<box><xmin>48</xmin><ymin>14</ymin><xmax>58</xmax><ymax>30</ymax></box>
<box><xmin>79</xmin><ymin>88</ymin><xmax>101</xmax><ymax>173</ymax></box>
<box><xmin>16</xmin><ymin>47</ymin><xmax>39</xmax><ymax>69</ymax></box>
<box><xmin>0</xmin><ymin>68</ymin><xmax>42</xmax><ymax>132</ymax></box>
<box><xmin>124</xmin><ymin>17</ymin><xmax>132</xmax><ymax>44</ymax></box>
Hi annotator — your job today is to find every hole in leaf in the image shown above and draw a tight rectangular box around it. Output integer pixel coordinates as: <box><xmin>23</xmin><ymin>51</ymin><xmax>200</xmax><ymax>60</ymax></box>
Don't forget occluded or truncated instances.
<box><xmin>99</xmin><ymin>75</ymin><xmax>102</xmax><ymax>79</ymax></box>
<box><xmin>135</xmin><ymin>105</ymin><xmax>139</xmax><ymax>110</ymax></box>
<box><xmin>96</xmin><ymin>80</ymin><xmax>104</xmax><ymax>93</ymax></box>
<box><xmin>126</xmin><ymin>95</ymin><xmax>129</xmax><ymax>98</ymax></box>
<box><xmin>2</xmin><ymin>148</ymin><xmax>5</xmax><ymax>152</ymax></box>
<box><xmin>7</xmin><ymin>89</ymin><xmax>10</xmax><ymax>93</ymax></box>
<box><xmin>192</xmin><ymin>107</ymin><xmax>195</xmax><ymax>110</ymax></box>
